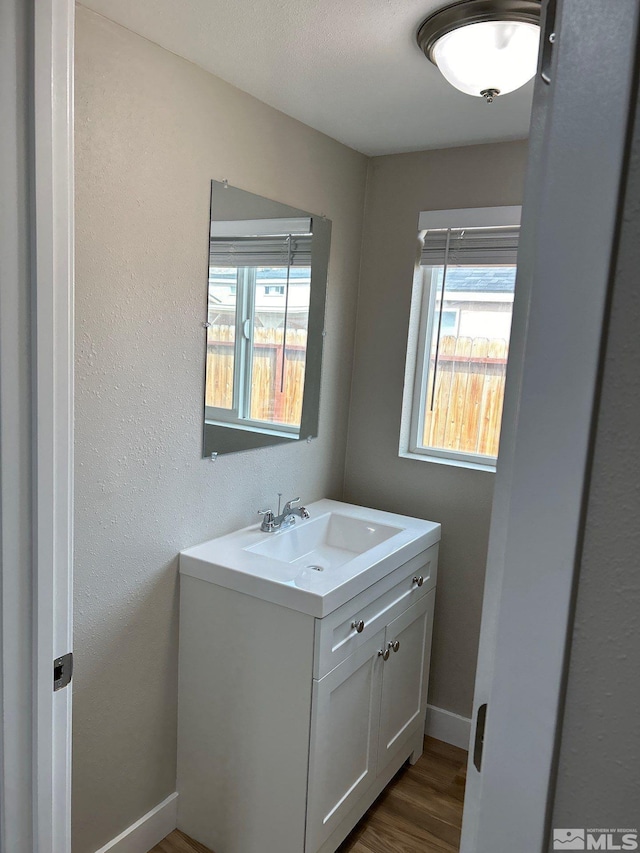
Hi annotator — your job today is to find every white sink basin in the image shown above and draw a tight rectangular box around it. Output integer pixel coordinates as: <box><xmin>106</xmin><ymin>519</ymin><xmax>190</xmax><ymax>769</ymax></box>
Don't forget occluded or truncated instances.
<box><xmin>244</xmin><ymin>512</ymin><xmax>402</xmax><ymax>570</ymax></box>
<box><xmin>180</xmin><ymin>499</ymin><xmax>440</xmax><ymax>617</ymax></box>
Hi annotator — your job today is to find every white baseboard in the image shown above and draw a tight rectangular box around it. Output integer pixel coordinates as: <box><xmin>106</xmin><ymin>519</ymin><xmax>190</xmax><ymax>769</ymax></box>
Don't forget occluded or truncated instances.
<box><xmin>425</xmin><ymin>704</ymin><xmax>472</xmax><ymax>750</ymax></box>
<box><xmin>94</xmin><ymin>792</ymin><xmax>178</xmax><ymax>853</ymax></box>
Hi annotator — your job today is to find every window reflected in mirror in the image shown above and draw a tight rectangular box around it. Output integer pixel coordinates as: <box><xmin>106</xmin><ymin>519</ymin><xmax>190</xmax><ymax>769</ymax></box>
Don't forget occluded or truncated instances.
<box><xmin>206</xmin><ymin>259</ymin><xmax>311</xmax><ymax>430</ymax></box>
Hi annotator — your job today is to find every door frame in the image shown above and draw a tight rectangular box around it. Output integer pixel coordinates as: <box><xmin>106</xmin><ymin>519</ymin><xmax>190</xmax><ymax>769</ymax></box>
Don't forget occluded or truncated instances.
<box><xmin>33</xmin><ymin>2</ymin><xmax>75</xmax><ymax>850</ymax></box>
<box><xmin>0</xmin><ymin>0</ymin><xmax>74</xmax><ymax>850</ymax></box>
<box><xmin>460</xmin><ymin>1</ymin><xmax>640</xmax><ymax>850</ymax></box>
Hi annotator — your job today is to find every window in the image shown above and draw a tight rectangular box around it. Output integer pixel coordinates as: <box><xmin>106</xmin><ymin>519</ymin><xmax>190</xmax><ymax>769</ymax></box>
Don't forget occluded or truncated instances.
<box><xmin>400</xmin><ymin>207</ymin><xmax>520</xmax><ymax>470</ymax></box>
<box><xmin>205</xmin><ymin>219</ymin><xmax>312</xmax><ymax>436</ymax></box>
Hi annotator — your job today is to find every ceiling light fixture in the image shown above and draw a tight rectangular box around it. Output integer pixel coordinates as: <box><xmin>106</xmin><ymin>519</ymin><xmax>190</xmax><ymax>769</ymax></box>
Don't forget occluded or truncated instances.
<box><xmin>417</xmin><ymin>0</ymin><xmax>541</xmax><ymax>103</ymax></box>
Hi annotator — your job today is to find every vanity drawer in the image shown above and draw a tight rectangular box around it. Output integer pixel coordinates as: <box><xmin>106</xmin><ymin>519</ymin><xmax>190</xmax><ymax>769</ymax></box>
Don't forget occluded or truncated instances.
<box><xmin>313</xmin><ymin>544</ymin><xmax>437</xmax><ymax>680</ymax></box>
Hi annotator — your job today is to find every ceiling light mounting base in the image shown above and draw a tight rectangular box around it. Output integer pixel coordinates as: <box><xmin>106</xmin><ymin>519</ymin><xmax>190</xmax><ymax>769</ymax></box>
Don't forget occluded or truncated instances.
<box><xmin>480</xmin><ymin>87</ymin><xmax>500</xmax><ymax>103</ymax></box>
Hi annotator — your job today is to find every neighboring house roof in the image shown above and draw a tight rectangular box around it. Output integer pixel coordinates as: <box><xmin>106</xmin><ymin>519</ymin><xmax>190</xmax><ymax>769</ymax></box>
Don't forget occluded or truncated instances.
<box><xmin>209</xmin><ymin>266</ymin><xmax>516</xmax><ymax>298</ymax></box>
<box><xmin>210</xmin><ymin>267</ymin><xmax>310</xmax><ymax>281</ymax></box>
<box><xmin>444</xmin><ymin>268</ymin><xmax>516</xmax><ymax>293</ymax></box>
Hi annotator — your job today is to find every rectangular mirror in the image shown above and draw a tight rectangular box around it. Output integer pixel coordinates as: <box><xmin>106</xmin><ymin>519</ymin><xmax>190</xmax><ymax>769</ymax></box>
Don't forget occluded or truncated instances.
<box><xmin>203</xmin><ymin>181</ymin><xmax>331</xmax><ymax>456</ymax></box>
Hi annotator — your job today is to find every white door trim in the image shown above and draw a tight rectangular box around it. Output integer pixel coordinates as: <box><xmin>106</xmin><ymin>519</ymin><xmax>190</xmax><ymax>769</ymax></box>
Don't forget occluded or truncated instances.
<box><xmin>32</xmin><ymin>1</ymin><xmax>75</xmax><ymax>851</ymax></box>
<box><xmin>460</xmin><ymin>1</ymin><xmax>640</xmax><ymax>851</ymax></box>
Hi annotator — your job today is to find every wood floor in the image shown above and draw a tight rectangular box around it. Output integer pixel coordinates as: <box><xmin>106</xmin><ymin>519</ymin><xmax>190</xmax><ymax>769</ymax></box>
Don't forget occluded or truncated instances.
<box><xmin>150</xmin><ymin>736</ymin><xmax>467</xmax><ymax>853</ymax></box>
<box><xmin>150</xmin><ymin>830</ymin><xmax>213</xmax><ymax>853</ymax></box>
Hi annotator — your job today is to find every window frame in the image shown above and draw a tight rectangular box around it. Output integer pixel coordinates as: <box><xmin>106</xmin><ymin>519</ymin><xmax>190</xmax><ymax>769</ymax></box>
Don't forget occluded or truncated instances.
<box><xmin>399</xmin><ymin>206</ymin><xmax>521</xmax><ymax>472</ymax></box>
<box><xmin>205</xmin><ymin>265</ymin><xmax>304</xmax><ymax>437</ymax></box>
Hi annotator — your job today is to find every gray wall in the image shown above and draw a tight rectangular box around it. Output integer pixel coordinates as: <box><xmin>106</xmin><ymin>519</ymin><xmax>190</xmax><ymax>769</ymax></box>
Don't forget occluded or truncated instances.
<box><xmin>550</xmin><ymin>81</ymin><xmax>640</xmax><ymax>835</ymax></box>
<box><xmin>343</xmin><ymin>141</ymin><xmax>528</xmax><ymax>719</ymax></box>
<box><xmin>0</xmin><ymin>1</ymin><xmax>34</xmax><ymax>849</ymax></box>
<box><xmin>73</xmin><ymin>8</ymin><xmax>367</xmax><ymax>851</ymax></box>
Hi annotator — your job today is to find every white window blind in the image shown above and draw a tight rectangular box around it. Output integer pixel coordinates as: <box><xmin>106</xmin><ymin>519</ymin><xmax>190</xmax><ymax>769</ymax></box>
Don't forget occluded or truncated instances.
<box><xmin>209</xmin><ymin>234</ymin><xmax>312</xmax><ymax>268</ymax></box>
<box><xmin>420</xmin><ymin>226</ymin><xmax>520</xmax><ymax>267</ymax></box>
<box><xmin>209</xmin><ymin>216</ymin><xmax>312</xmax><ymax>268</ymax></box>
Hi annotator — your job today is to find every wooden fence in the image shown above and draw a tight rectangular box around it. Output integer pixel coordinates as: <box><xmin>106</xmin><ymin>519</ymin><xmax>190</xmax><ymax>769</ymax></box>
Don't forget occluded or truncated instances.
<box><xmin>422</xmin><ymin>335</ymin><xmax>508</xmax><ymax>458</ymax></box>
<box><xmin>205</xmin><ymin>327</ymin><xmax>508</xmax><ymax>455</ymax></box>
<box><xmin>205</xmin><ymin>325</ymin><xmax>307</xmax><ymax>426</ymax></box>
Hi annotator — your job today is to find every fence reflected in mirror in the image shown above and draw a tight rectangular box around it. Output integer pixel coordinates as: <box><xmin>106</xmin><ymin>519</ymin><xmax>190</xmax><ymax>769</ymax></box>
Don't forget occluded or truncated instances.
<box><xmin>203</xmin><ymin>182</ymin><xmax>331</xmax><ymax>456</ymax></box>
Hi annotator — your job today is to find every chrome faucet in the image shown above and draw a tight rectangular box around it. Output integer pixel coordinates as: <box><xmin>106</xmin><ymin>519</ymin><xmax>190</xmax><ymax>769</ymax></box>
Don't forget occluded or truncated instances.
<box><xmin>258</xmin><ymin>496</ymin><xmax>310</xmax><ymax>533</ymax></box>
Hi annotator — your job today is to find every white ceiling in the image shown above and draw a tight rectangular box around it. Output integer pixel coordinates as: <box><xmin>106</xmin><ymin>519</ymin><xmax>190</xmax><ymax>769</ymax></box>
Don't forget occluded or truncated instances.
<box><xmin>80</xmin><ymin>0</ymin><xmax>534</xmax><ymax>156</ymax></box>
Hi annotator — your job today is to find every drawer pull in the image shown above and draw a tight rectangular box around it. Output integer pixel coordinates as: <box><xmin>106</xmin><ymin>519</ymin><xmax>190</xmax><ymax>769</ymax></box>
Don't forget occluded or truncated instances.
<box><xmin>378</xmin><ymin>648</ymin><xmax>390</xmax><ymax>661</ymax></box>
<box><xmin>412</xmin><ymin>575</ymin><xmax>424</xmax><ymax>587</ymax></box>
<box><xmin>389</xmin><ymin>640</ymin><xmax>400</xmax><ymax>653</ymax></box>
<box><xmin>351</xmin><ymin>619</ymin><xmax>365</xmax><ymax>633</ymax></box>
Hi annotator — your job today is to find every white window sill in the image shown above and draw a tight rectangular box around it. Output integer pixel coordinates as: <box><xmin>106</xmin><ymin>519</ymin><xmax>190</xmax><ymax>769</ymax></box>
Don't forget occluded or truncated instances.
<box><xmin>205</xmin><ymin>419</ymin><xmax>299</xmax><ymax>440</ymax></box>
<box><xmin>398</xmin><ymin>449</ymin><xmax>496</xmax><ymax>473</ymax></box>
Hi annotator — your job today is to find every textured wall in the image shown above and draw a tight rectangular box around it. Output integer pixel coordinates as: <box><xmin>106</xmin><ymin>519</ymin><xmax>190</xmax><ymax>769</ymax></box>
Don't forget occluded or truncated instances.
<box><xmin>73</xmin><ymin>8</ymin><xmax>367</xmax><ymax>851</ymax></box>
<box><xmin>343</xmin><ymin>142</ymin><xmax>528</xmax><ymax>719</ymax></box>
<box><xmin>0</xmin><ymin>1</ymin><xmax>34</xmax><ymax>848</ymax></box>
<box><xmin>549</xmin><ymin>83</ymin><xmax>640</xmax><ymax>835</ymax></box>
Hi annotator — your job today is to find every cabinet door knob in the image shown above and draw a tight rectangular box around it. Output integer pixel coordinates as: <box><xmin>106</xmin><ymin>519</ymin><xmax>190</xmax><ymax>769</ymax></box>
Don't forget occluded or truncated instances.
<box><xmin>378</xmin><ymin>648</ymin><xmax>390</xmax><ymax>661</ymax></box>
<box><xmin>389</xmin><ymin>640</ymin><xmax>400</xmax><ymax>653</ymax></box>
<box><xmin>351</xmin><ymin>619</ymin><xmax>365</xmax><ymax>633</ymax></box>
<box><xmin>412</xmin><ymin>575</ymin><xmax>424</xmax><ymax>587</ymax></box>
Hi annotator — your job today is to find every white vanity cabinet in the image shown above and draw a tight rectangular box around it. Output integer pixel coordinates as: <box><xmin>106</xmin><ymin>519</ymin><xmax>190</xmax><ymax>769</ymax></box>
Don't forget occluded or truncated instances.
<box><xmin>306</xmin><ymin>590</ymin><xmax>435</xmax><ymax>853</ymax></box>
<box><xmin>177</xmin><ymin>540</ymin><xmax>438</xmax><ymax>853</ymax></box>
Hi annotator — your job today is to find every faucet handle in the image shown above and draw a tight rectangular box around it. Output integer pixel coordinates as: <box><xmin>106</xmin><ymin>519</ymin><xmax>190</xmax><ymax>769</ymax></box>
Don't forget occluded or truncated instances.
<box><xmin>258</xmin><ymin>508</ymin><xmax>275</xmax><ymax>531</ymax></box>
<box><xmin>283</xmin><ymin>497</ymin><xmax>300</xmax><ymax>512</ymax></box>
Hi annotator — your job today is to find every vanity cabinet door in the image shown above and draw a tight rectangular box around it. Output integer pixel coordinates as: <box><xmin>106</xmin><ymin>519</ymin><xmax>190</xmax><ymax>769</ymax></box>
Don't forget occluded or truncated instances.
<box><xmin>378</xmin><ymin>590</ymin><xmax>435</xmax><ymax>768</ymax></box>
<box><xmin>305</xmin><ymin>629</ymin><xmax>385</xmax><ymax>853</ymax></box>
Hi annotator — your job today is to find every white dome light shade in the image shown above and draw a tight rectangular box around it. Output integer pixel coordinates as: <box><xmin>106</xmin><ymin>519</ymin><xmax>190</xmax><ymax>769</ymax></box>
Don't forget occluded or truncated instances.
<box><xmin>432</xmin><ymin>20</ymin><xmax>540</xmax><ymax>97</ymax></box>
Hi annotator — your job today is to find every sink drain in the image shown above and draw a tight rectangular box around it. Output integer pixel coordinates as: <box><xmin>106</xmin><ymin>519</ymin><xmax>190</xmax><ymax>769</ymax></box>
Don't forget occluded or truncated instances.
<box><xmin>306</xmin><ymin>565</ymin><xmax>324</xmax><ymax>572</ymax></box>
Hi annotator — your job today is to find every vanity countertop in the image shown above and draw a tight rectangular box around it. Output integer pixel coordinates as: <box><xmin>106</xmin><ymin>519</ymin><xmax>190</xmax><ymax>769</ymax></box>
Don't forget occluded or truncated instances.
<box><xmin>179</xmin><ymin>499</ymin><xmax>440</xmax><ymax>617</ymax></box>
